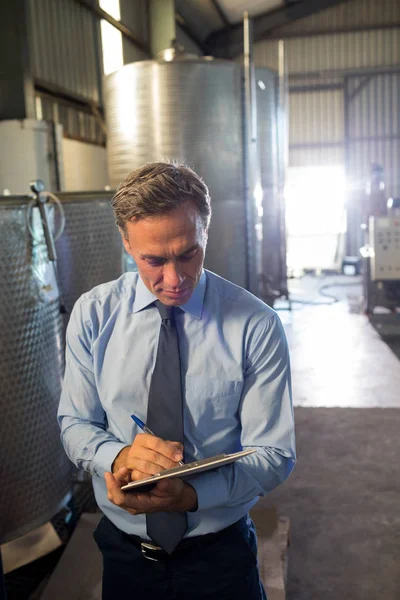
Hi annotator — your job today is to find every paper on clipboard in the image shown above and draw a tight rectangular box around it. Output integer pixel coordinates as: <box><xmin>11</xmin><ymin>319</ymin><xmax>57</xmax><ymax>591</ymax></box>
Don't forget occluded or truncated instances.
<box><xmin>121</xmin><ymin>448</ymin><xmax>256</xmax><ymax>493</ymax></box>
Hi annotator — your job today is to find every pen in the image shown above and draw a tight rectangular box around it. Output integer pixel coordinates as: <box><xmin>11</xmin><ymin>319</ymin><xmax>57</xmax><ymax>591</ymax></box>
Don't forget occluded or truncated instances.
<box><xmin>130</xmin><ymin>413</ymin><xmax>184</xmax><ymax>466</ymax></box>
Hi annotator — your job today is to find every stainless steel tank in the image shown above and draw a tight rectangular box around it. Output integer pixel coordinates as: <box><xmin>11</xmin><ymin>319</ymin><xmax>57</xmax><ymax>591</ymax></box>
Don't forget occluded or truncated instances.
<box><xmin>0</xmin><ymin>196</ymin><xmax>71</xmax><ymax>543</ymax></box>
<box><xmin>55</xmin><ymin>192</ymin><xmax>123</xmax><ymax>313</ymax></box>
<box><xmin>256</xmin><ymin>68</ymin><xmax>288</xmax><ymax>303</ymax></box>
<box><xmin>104</xmin><ymin>53</ymin><xmax>249</xmax><ymax>289</ymax></box>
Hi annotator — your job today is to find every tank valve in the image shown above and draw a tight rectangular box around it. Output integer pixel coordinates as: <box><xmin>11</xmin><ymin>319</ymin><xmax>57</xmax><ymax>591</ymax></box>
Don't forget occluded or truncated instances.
<box><xmin>29</xmin><ymin>179</ymin><xmax>46</xmax><ymax>197</ymax></box>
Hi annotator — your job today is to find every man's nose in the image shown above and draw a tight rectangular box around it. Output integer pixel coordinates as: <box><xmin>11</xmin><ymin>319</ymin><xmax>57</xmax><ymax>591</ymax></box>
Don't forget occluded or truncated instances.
<box><xmin>163</xmin><ymin>263</ymin><xmax>184</xmax><ymax>288</ymax></box>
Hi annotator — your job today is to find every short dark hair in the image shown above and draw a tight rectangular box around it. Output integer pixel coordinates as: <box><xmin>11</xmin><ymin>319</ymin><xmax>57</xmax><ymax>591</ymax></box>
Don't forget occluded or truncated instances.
<box><xmin>111</xmin><ymin>161</ymin><xmax>212</xmax><ymax>238</ymax></box>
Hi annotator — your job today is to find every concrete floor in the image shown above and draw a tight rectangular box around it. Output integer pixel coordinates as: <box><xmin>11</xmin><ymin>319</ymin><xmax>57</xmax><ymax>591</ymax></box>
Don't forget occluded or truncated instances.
<box><xmin>267</xmin><ymin>275</ymin><xmax>400</xmax><ymax>599</ymax></box>
<box><xmin>277</xmin><ymin>275</ymin><xmax>400</xmax><ymax>408</ymax></box>
<box><xmin>255</xmin><ymin>407</ymin><xmax>400</xmax><ymax>600</ymax></box>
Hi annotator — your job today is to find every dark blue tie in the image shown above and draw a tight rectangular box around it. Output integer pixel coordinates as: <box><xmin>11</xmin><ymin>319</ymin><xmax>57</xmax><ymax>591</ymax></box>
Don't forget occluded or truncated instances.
<box><xmin>146</xmin><ymin>301</ymin><xmax>188</xmax><ymax>553</ymax></box>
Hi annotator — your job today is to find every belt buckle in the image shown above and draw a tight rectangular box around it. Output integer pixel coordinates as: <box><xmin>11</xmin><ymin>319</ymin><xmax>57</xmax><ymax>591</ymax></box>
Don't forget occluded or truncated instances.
<box><xmin>140</xmin><ymin>541</ymin><xmax>164</xmax><ymax>562</ymax></box>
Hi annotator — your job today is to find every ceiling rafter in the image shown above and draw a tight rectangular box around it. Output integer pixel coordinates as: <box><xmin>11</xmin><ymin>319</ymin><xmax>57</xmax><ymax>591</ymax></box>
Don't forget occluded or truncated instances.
<box><xmin>210</xmin><ymin>0</ymin><xmax>231</xmax><ymax>29</ymax></box>
<box><xmin>175</xmin><ymin>11</ymin><xmax>210</xmax><ymax>54</ymax></box>
<box><xmin>206</xmin><ymin>0</ymin><xmax>349</xmax><ymax>58</ymax></box>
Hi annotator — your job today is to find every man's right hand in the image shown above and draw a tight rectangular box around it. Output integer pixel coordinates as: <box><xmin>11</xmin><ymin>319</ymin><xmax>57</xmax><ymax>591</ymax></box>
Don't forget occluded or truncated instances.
<box><xmin>112</xmin><ymin>434</ymin><xmax>183</xmax><ymax>481</ymax></box>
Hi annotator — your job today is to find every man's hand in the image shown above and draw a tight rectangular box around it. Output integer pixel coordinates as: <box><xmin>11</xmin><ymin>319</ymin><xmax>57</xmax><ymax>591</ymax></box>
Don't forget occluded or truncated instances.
<box><xmin>112</xmin><ymin>434</ymin><xmax>183</xmax><ymax>480</ymax></box>
<box><xmin>105</xmin><ymin>467</ymin><xmax>198</xmax><ymax>515</ymax></box>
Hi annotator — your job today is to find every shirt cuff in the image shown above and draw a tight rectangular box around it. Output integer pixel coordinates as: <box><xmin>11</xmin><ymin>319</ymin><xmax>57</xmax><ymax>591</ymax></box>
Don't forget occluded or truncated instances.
<box><xmin>188</xmin><ymin>468</ymin><xmax>231</xmax><ymax>511</ymax></box>
<box><xmin>92</xmin><ymin>441</ymin><xmax>129</xmax><ymax>478</ymax></box>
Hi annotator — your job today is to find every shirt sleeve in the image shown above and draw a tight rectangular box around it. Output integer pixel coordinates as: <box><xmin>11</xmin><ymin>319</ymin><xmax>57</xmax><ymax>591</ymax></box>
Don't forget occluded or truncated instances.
<box><xmin>188</xmin><ymin>312</ymin><xmax>296</xmax><ymax>511</ymax></box>
<box><xmin>57</xmin><ymin>299</ymin><xmax>128</xmax><ymax>478</ymax></box>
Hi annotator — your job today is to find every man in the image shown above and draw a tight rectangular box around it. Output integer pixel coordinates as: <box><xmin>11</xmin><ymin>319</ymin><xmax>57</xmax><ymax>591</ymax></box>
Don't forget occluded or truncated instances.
<box><xmin>58</xmin><ymin>161</ymin><xmax>296</xmax><ymax>600</ymax></box>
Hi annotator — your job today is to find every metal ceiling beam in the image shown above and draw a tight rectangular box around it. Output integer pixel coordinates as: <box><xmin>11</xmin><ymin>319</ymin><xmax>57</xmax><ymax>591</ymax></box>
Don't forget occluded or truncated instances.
<box><xmin>289</xmin><ymin>65</ymin><xmax>400</xmax><ymax>79</ymax></box>
<box><xmin>259</xmin><ymin>21</ymin><xmax>400</xmax><ymax>40</ymax></box>
<box><xmin>175</xmin><ymin>12</ymin><xmax>210</xmax><ymax>54</ymax></box>
<box><xmin>34</xmin><ymin>79</ymin><xmax>102</xmax><ymax>111</ymax></box>
<box><xmin>347</xmin><ymin>75</ymin><xmax>373</xmax><ymax>103</ymax></box>
<box><xmin>210</xmin><ymin>0</ymin><xmax>231</xmax><ymax>29</ymax></box>
<box><xmin>206</xmin><ymin>0</ymin><xmax>348</xmax><ymax>58</ymax></box>
<box><xmin>289</xmin><ymin>82</ymin><xmax>343</xmax><ymax>93</ymax></box>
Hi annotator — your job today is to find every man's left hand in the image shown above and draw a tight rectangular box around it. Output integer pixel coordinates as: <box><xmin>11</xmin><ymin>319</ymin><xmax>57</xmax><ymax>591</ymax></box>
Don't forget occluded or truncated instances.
<box><xmin>104</xmin><ymin>467</ymin><xmax>198</xmax><ymax>515</ymax></box>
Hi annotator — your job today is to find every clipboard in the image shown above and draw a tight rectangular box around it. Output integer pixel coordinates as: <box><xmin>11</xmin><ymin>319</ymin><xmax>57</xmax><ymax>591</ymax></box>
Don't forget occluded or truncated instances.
<box><xmin>120</xmin><ymin>448</ymin><xmax>256</xmax><ymax>493</ymax></box>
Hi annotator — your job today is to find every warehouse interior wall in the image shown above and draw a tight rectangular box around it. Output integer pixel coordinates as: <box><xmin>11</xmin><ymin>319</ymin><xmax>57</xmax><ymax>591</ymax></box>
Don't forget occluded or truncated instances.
<box><xmin>253</xmin><ymin>0</ymin><xmax>400</xmax><ymax>267</ymax></box>
<box><xmin>254</xmin><ymin>0</ymin><xmax>400</xmax><ymax>183</ymax></box>
<box><xmin>23</xmin><ymin>0</ymin><xmax>204</xmax><ymax>193</ymax></box>
<box><xmin>3</xmin><ymin>0</ymin><xmax>400</xmax><ymax>263</ymax></box>
<box><xmin>24</xmin><ymin>0</ymin><xmax>152</xmax><ymax>186</ymax></box>
<box><xmin>0</xmin><ymin>120</ymin><xmax>60</xmax><ymax>195</ymax></box>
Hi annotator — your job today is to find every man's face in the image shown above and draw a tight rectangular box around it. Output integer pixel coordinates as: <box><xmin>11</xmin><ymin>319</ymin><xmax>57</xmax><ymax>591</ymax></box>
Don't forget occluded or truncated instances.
<box><xmin>123</xmin><ymin>201</ymin><xmax>208</xmax><ymax>306</ymax></box>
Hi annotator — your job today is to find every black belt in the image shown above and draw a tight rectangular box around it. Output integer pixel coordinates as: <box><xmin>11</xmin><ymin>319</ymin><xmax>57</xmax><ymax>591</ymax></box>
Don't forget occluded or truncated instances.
<box><xmin>126</xmin><ymin>517</ymin><xmax>248</xmax><ymax>562</ymax></box>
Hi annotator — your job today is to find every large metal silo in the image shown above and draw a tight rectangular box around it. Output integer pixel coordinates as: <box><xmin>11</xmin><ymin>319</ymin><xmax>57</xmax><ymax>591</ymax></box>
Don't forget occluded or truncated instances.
<box><xmin>0</xmin><ymin>196</ymin><xmax>71</xmax><ymax>543</ymax></box>
<box><xmin>104</xmin><ymin>56</ymin><xmax>249</xmax><ymax>290</ymax></box>
<box><xmin>55</xmin><ymin>192</ymin><xmax>123</xmax><ymax>313</ymax></box>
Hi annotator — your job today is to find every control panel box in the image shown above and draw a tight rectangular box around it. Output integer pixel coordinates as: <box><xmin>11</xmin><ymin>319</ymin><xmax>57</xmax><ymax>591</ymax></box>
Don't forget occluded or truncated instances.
<box><xmin>369</xmin><ymin>216</ymin><xmax>400</xmax><ymax>281</ymax></box>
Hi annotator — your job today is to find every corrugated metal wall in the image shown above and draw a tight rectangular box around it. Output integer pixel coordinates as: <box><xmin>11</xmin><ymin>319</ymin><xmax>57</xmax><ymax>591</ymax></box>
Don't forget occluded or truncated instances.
<box><xmin>29</xmin><ymin>0</ymin><xmax>151</xmax><ymax>98</ymax></box>
<box><xmin>29</xmin><ymin>0</ymin><xmax>101</xmax><ymax>102</ymax></box>
<box><xmin>254</xmin><ymin>0</ymin><xmax>400</xmax><ymax>197</ymax></box>
<box><xmin>37</xmin><ymin>94</ymin><xmax>105</xmax><ymax>145</ymax></box>
<box><xmin>28</xmin><ymin>0</ymin><xmax>104</xmax><ymax>144</ymax></box>
<box><xmin>255</xmin><ymin>30</ymin><xmax>400</xmax><ymax>74</ymax></box>
<box><xmin>289</xmin><ymin>89</ymin><xmax>344</xmax><ymax>167</ymax></box>
<box><xmin>27</xmin><ymin>0</ymin><xmax>150</xmax><ymax>144</ymax></box>
<box><xmin>346</xmin><ymin>72</ymin><xmax>400</xmax><ymax>196</ymax></box>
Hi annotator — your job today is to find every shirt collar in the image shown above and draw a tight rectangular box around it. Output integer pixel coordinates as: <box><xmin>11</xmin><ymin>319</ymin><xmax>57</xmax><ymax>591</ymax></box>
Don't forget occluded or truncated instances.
<box><xmin>132</xmin><ymin>270</ymin><xmax>206</xmax><ymax>320</ymax></box>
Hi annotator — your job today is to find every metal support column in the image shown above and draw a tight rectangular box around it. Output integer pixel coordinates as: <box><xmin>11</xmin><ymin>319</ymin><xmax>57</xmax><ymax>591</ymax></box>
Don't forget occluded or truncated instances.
<box><xmin>277</xmin><ymin>40</ymin><xmax>289</xmax><ymax>299</ymax></box>
<box><xmin>344</xmin><ymin>75</ymin><xmax>376</xmax><ymax>257</ymax></box>
<box><xmin>148</xmin><ymin>0</ymin><xmax>176</xmax><ymax>58</ymax></box>
<box><xmin>243</xmin><ymin>12</ymin><xmax>262</xmax><ymax>296</ymax></box>
<box><xmin>0</xmin><ymin>0</ymin><xmax>35</xmax><ymax>120</ymax></box>
<box><xmin>343</xmin><ymin>76</ymin><xmax>354</xmax><ymax>256</ymax></box>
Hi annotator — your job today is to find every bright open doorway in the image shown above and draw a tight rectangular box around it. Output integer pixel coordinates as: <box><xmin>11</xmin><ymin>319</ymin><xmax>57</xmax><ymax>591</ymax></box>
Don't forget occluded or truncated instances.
<box><xmin>285</xmin><ymin>165</ymin><xmax>347</xmax><ymax>276</ymax></box>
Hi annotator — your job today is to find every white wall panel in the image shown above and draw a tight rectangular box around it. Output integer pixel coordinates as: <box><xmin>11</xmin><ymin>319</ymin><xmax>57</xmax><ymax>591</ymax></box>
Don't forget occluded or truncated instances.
<box><xmin>62</xmin><ymin>139</ymin><xmax>109</xmax><ymax>191</ymax></box>
<box><xmin>0</xmin><ymin>120</ymin><xmax>58</xmax><ymax>194</ymax></box>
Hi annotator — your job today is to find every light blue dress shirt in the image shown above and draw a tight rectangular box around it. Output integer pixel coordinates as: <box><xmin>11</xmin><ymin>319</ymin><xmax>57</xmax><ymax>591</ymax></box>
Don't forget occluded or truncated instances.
<box><xmin>58</xmin><ymin>269</ymin><xmax>296</xmax><ymax>539</ymax></box>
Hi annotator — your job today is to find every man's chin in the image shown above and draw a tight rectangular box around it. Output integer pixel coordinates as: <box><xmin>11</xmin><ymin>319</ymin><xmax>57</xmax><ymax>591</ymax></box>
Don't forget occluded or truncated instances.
<box><xmin>157</xmin><ymin>288</ymin><xmax>193</xmax><ymax>305</ymax></box>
